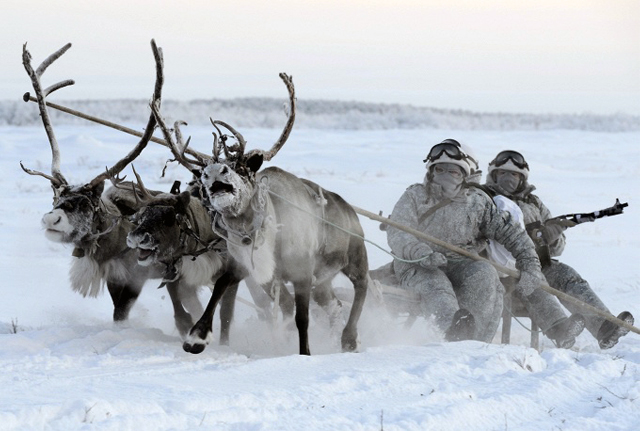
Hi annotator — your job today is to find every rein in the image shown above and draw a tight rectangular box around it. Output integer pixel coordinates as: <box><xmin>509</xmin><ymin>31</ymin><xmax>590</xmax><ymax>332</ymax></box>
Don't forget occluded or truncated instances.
<box><xmin>158</xmin><ymin>204</ymin><xmax>223</xmax><ymax>285</ymax></box>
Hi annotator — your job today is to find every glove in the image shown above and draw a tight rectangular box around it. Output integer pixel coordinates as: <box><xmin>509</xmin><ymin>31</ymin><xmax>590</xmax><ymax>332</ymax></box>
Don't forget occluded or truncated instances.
<box><xmin>419</xmin><ymin>251</ymin><xmax>448</xmax><ymax>269</ymax></box>
<box><xmin>543</xmin><ymin>219</ymin><xmax>566</xmax><ymax>243</ymax></box>
<box><xmin>516</xmin><ymin>268</ymin><xmax>545</xmax><ymax>296</ymax></box>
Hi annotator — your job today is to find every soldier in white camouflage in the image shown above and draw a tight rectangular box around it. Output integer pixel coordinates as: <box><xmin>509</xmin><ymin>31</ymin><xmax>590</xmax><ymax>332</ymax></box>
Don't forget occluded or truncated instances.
<box><xmin>484</xmin><ymin>150</ymin><xmax>633</xmax><ymax>349</ymax></box>
<box><xmin>381</xmin><ymin>139</ymin><xmax>584</xmax><ymax>344</ymax></box>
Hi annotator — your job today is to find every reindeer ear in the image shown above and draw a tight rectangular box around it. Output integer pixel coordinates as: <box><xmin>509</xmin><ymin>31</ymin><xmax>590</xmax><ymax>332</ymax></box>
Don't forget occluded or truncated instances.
<box><xmin>86</xmin><ymin>181</ymin><xmax>105</xmax><ymax>203</ymax></box>
<box><xmin>246</xmin><ymin>153</ymin><xmax>263</xmax><ymax>173</ymax></box>
<box><xmin>176</xmin><ymin>191</ymin><xmax>191</xmax><ymax>214</ymax></box>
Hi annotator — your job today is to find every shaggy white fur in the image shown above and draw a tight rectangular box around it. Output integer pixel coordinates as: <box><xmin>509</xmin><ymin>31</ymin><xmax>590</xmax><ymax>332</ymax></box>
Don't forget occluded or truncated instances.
<box><xmin>180</xmin><ymin>251</ymin><xmax>224</xmax><ymax>287</ymax></box>
<box><xmin>69</xmin><ymin>255</ymin><xmax>132</xmax><ymax>297</ymax></box>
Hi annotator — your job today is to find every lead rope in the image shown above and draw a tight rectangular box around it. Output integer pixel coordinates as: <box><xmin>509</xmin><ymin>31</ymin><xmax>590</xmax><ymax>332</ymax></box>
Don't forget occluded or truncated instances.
<box><xmin>265</xmin><ymin>188</ymin><xmax>431</xmax><ymax>266</ymax></box>
<box><xmin>266</xmin><ymin>188</ymin><xmax>565</xmax><ymax>344</ymax></box>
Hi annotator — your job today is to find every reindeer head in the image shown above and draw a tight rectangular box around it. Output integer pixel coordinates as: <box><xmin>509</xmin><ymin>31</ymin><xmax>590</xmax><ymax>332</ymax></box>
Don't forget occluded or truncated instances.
<box><xmin>152</xmin><ymin>73</ymin><xmax>295</xmax><ymax>219</ymax></box>
<box><xmin>21</xmin><ymin>40</ymin><xmax>165</xmax><ymax>247</ymax></box>
<box><xmin>201</xmin><ymin>151</ymin><xmax>264</xmax><ymax>217</ymax></box>
<box><xmin>126</xmin><ymin>180</ymin><xmax>192</xmax><ymax>267</ymax></box>
<box><xmin>41</xmin><ymin>182</ymin><xmax>105</xmax><ymax>244</ymax></box>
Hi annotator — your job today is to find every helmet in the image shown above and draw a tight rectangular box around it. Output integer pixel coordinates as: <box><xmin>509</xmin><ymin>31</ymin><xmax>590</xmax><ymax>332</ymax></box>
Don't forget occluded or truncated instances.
<box><xmin>487</xmin><ymin>150</ymin><xmax>529</xmax><ymax>181</ymax></box>
<box><xmin>424</xmin><ymin>138</ymin><xmax>478</xmax><ymax>177</ymax></box>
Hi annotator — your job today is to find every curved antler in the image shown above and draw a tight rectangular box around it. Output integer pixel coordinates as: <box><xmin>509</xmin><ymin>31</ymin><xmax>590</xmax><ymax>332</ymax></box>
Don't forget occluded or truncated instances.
<box><xmin>256</xmin><ymin>73</ymin><xmax>296</xmax><ymax>162</ymax></box>
<box><xmin>151</xmin><ymin>103</ymin><xmax>209</xmax><ymax>175</ymax></box>
<box><xmin>210</xmin><ymin>119</ymin><xmax>247</xmax><ymax>161</ymax></box>
<box><xmin>21</xmin><ymin>42</ymin><xmax>75</xmax><ymax>187</ymax></box>
<box><xmin>87</xmin><ymin>39</ymin><xmax>165</xmax><ymax>188</ymax></box>
<box><xmin>207</xmin><ymin>73</ymin><xmax>296</xmax><ymax>165</ymax></box>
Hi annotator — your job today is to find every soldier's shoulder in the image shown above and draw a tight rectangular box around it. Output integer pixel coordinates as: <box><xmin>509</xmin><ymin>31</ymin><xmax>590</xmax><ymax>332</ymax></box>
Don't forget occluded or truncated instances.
<box><xmin>465</xmin><ymin>184</ymin><xmax>495</xmax><ymax>203</ymax></box>
<box><xmin>406</xmin><ymin>183</ymin><xmax>424</xmax><ymax>192</ymax></box>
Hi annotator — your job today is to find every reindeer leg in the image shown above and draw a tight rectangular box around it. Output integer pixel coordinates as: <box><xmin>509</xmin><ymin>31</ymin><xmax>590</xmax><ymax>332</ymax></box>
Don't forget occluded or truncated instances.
<box><xmin>276</xmin><ymin>281</ymin><xmax>295</xmax><ymax>320</ymax></box>
<box><xmin>218</xmin><ymin>281</ymin><xmax>239</xmax><ymax>346</ymax></box>
<box><xmin>107</xmin><ymin>282</ymin><xmax>141</xmax><ymax>322</ymax></box>
<box><xmin>244</xmin><ymin>277</ymin><xmax>276</xmax><ymax>321</ymax></box>
<box><xmin>341</xmin><ymin>245</ymin><xmax>369</xmax><ymax>352</ymax></box>
<box><xmin>293</xmin><ymin>279</ymin><xmax>313</xmax><ymax>355</ymax></box>
<box><xmin>312</xmin><ymin>280</ymin><xmax>344</xmax><ymax>330</ymax></box>
<box><xmin>342</xmin><ymin>275</ymin><xmax>367</xmax><ymax>352</ymax></box>
<box><xmin>165</xmin><ymin>281</ymin><xmax>194</xmax><ymax>339</ymax></box>
<box><xmin>183</xmin><ymin>271</ymin><xmax>239</xmax><ymax>354</ymax></box>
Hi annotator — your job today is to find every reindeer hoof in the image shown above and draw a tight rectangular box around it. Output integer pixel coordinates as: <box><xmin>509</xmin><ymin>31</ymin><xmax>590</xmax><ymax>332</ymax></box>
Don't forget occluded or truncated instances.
<box><xmin>183</xmin><ymin>341</ymin><xmax>206</xmax><ymax>354</ymax></box>
<box><xmin>341</xmin><ymin>333</ymin><xmax>360</xmax><ymax>352</ymax></box>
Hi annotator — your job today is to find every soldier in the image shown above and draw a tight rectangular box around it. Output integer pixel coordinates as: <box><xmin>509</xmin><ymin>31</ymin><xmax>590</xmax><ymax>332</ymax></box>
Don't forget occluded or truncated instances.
<box><xmin>382</xmin><ymin>139</ymin><xmax>585</xmax><ymax>345</ymax></box>
<box><xmin>484</xmin><ymin>150</ymin><xmax>634</xmax><ymax>349</ymax></box>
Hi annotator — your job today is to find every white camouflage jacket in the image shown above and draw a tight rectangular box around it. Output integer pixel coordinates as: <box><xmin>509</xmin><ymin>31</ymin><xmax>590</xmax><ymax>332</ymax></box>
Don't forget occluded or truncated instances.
<box><xmin>387</xmin><ymin>179</ymin><xmax>541</xmax><ymax>273</ymax></box>
<box><xmin>484</xmin><ymin>179</ymin><xmax>566</xmax><ymax>258</ymax></box>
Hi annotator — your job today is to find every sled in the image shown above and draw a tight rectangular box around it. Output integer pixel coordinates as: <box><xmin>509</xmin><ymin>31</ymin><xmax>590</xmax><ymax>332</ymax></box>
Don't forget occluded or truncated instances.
<box><xmin>369</xmin><ymin>262</ymin><xmax>540</xmax><ymax>349</ymax></box>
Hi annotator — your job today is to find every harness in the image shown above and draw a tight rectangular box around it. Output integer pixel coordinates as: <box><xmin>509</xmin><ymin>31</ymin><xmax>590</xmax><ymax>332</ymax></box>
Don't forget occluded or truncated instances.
<box><xmin>212</xmin><ymin>177</ymin><xmax>270</xmax><ymax>248</ymax></box>
<box><xmin>159</xmin><ymin>204</ymin><xmax>224</xmax><ymax>285</ymax></box>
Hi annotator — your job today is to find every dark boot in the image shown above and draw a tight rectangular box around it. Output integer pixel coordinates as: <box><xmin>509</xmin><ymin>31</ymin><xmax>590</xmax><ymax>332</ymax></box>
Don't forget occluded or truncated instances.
<box><xmin>445</xmin><ymin>309</ymin><xmax>476</xmax><ymax>342</ymax></box>
<box><xmin>597</xmin><ymin>311</ymin><xmax>634</xmax><ymax>349</ymax></box>
<box><xmin>546</xmin><ymin>314</ymin><xmax>585</xmax><ymax>349</ymax></box>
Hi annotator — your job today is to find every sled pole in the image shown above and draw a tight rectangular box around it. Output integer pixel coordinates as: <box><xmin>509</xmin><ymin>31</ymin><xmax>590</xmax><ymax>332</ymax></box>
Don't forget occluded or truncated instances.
<box><xmin>21</xmin><ymin>96</ymin><xmax>637</xmax><ymax>336</ymax></box>
<box><xmin>352</xmin><ymin>205</ymin><xmax>640</xmax><ymax>336</ymax></box>
<box><xmin>23</xmin><ymin>95</ymin><xmax>209</xmax><ymax>160</ymax></box>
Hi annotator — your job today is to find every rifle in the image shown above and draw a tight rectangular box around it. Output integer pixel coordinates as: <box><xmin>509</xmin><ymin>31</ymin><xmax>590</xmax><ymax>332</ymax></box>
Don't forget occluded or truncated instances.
<box><xmin>526</xmin><ymin>199</ymin><xmax>629</xmax><ymax>266</ymax></box>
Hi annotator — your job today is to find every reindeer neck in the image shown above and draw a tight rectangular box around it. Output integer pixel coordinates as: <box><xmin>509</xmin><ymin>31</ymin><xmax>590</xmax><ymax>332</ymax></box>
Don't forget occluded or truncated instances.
<box><xmin>176</xmin><ymin>203</ymin><xmax>214</xmax><ymax>255</ymax></box>
<box><xmin>215</xmin><ymin>183</ymin><xmax>273</xmax><ymax>248</ymax></box>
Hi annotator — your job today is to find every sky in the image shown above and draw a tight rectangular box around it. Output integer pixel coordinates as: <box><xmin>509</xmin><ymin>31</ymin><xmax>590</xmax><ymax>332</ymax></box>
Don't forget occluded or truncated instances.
<box><xmin>2</xmin><ymin>0</ymin><xmax>639</xmax><ymax>116</ymax></box>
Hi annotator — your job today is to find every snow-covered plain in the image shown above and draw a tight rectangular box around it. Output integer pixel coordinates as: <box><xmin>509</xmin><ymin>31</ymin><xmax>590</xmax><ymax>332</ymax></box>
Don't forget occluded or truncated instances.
<box><xmin>0</xmin><ymin>121</ymin><xmax>638</xmax><ymax>430</ymax></box>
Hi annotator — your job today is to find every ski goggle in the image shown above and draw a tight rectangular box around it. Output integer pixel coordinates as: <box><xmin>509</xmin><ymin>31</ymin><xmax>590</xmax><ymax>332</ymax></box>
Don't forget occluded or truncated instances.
<box><xmin>423</xmin><ymin>139</ymin><xmax>478</xmax><ymax>167</ymax></box>
<box><xmin>489</xmin><ymin>150</ymin><xmax>529</xmax><ymax>170</ymax></box>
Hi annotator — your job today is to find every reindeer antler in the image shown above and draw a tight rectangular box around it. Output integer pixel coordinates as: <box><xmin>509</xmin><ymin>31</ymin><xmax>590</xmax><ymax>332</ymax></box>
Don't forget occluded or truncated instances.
<box><xmin>210</xmin><ymin>118</ymin><xmax>247</xmax><ymax>162</ymax></box>
<box><xmin>21</xmin><ymin>42</ymin><xmax>75</xmax><ymax>187</ymax></box>
<box><xmin>208</xmin><ymin>73</ymin><xmax>296</xmax><ymax>165</ymax></box>
<box><xmin>151</xmin><ymin>102</ymin><xmax>209</xmax><ymax>175</ymax></box>
<box><xmin>87</xmin><ymin>39</ymin><xmax>165</xmax><ymax>188</ymax></box>
<box><xmin>130</xmin><ymin>165</ymin><xmax>156</xmax><ymax>206</ymax></box>
<box><xmin>253</xmin><ymin>73</ymin><xmax>296</xmax><ymax>162</ymax></box>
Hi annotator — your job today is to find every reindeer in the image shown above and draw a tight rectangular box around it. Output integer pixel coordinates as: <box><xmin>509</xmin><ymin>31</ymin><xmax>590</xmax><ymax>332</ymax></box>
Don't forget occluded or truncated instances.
<box><xmin>126</xmin><ymin>164</ymin><xmax>313</xmax><ymax>345</ymax></box>
<box><xmin>123</xmin><ymin>170</ymin><xmax>237</xmax><ymax>342</ymax></box>
<box><xmin>20</xmin><ymin>40</ymin><xmax>204</xmax><ymax>335</ymax></box>
<box><xmin>153</xmin><ymin>73</ymin><xmax>369</xmax><ymax>355</ymax></box>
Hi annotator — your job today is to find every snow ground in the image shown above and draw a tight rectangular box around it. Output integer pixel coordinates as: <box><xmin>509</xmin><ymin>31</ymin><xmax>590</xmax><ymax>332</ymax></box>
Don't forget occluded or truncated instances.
<box><xmin>0</xmin><ymin>124</ymin><xmax>638</xmax><ymax>430</ymax></box>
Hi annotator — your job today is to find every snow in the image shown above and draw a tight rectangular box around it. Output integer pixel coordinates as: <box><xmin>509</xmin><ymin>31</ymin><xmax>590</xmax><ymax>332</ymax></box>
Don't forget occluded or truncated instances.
<box><xmin>1</xmin><ymin>122</ymin><xmax>638</xmax><ymax>430</ymax></box>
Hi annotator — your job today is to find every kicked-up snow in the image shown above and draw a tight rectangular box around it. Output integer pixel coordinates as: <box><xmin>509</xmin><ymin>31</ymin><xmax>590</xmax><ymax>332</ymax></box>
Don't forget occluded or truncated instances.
<box><xmin>0</xmin><ymin>124</ymin><xmax>638</xmax><ymax>430</ymax></box>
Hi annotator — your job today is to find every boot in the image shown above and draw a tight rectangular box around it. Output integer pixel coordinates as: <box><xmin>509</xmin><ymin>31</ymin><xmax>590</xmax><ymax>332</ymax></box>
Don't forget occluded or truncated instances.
<box><xmin>597</xmin><ymin>311</ymin><xmax>634</xmax><ymax>349</ymax></box>
<box><xmin>546</xmin><ymin>314</ymin><xmax>585</xmax><ymax>349</ymax></box>
<box><xmin>445</xmin><ymin>309</ymin><xmax>476</xmax><ymax>342</ymax></box>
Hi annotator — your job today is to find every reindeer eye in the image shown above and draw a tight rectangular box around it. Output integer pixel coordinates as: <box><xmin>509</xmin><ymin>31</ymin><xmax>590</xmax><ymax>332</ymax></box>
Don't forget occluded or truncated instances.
<box><xmin>220</xmin><ymin>166</ymin><xmax>228</xmax><ymax>175</ymax></box>
<box><xmin>58</xmin><ymin>201</ymin><xmax>73</xmax><ymax>212</ymax></box>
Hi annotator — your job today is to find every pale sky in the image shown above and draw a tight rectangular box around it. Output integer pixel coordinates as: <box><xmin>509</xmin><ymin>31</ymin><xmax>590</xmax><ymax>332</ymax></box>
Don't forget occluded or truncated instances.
<box><xmin>2</xmin><ymin>0</ymin><xmax>639</xmax><ymax>115</ymax></box>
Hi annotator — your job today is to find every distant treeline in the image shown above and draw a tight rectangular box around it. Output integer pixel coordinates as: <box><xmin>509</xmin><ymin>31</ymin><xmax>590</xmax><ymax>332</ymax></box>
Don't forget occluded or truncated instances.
<box><xmin>1</xmin><ymin>98</ymin><xmax>638</xmax><ymax>132</ymax></box>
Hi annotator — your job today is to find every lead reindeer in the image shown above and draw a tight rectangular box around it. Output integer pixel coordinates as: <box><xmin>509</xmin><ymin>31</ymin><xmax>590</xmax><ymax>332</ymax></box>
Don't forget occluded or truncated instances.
<box><xmin>154</xmin><ymin>73</ymin><xmax>369</xmax><ymax>355</ymax></box>
<box><xmin>20</xmin><ymin>40</ymin><xmax>203</xmax><ymax>335</ymax></box>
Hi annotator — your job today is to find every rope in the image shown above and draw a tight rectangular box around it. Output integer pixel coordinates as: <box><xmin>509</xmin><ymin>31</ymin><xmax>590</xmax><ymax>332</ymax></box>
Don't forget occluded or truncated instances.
<box><xmin>266</xmin><ymin>189</ymin><xmax>429</xmax><ymax>265</ymax></box>
<box><xmin>352</xmin><ymin>204</ymin><xmax>639</xmax><ymax>336</ymax></box>
<box><xmin>266</xmin><ymin>190</ymin><xmax>639</xmax><ymax>337</ymax></box>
